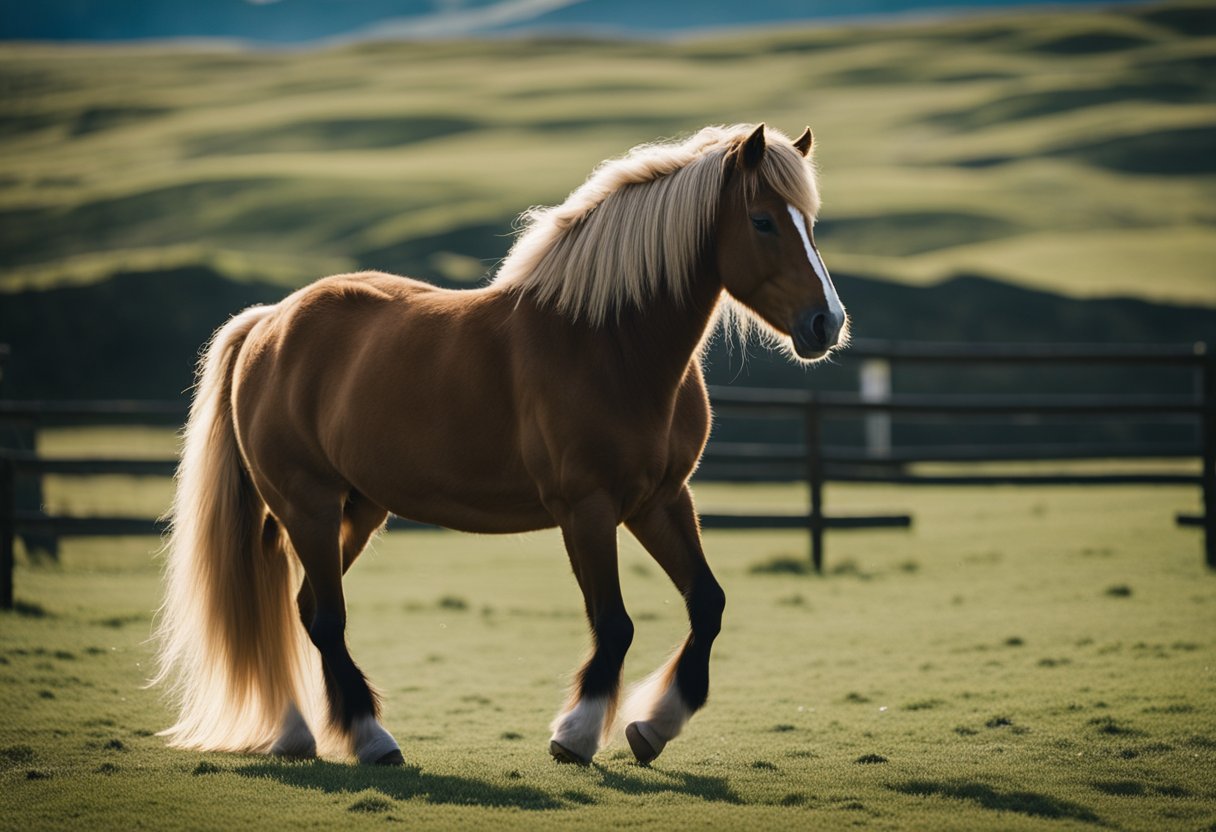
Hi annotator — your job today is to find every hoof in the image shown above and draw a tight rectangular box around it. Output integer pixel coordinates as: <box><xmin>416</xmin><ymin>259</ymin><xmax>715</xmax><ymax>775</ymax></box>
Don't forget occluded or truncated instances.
<box><xmin>549</xmin><ymin>740</ymin><xmax>591</xmax><ymax>766</ymax></box>
<box><xmin>374</xmin><ymin>749</ymin><xmax>405</xmax><ymax>766</ymax></box>
<box><xmin>270</xmin><ymin>743</ymin><xmax>317</xmax><ymax>760</ymax></box>
<box><xmin>271</xmin><ymin>704</ymin><xmax>316</xmax><ymax>759</ymax></box>
<box><xmin>352</xmin><ymin>716</ymin><xmax>402</xmax><ymax>765</ymax></box>
<box><xmin>625</xmin><ymin>721</ymin><xmax>665</xmax><ymax>765</ymax></box>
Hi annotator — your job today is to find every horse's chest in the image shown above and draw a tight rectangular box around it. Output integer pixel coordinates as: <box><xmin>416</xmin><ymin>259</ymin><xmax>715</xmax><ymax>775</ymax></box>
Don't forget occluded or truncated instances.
<box><xmin>610</xmin><ymin>392</ymin><xmax>709</xmax><ymax>486</ymax></box>
<box><xmin>619</xmin><ymin>402</ymin><xmax>708</xmax><ymax>516</ymax></box>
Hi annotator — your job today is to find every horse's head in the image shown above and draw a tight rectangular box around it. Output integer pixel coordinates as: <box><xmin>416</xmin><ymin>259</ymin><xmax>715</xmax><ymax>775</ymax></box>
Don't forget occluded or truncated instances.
<box><xmin>716</xmin><ymin>124</ymin><xmax>848</xmax><ymax>363</ymax></box>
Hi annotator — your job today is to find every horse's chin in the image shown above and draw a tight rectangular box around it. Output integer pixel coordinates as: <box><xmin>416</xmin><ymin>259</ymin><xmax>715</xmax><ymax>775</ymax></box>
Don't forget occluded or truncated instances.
<box><xmin>790</xmin><ymin>316</ymin><xmax>850</xmax><ymax>363</ymax></box>
<box><xmin>796</xmin><ymin>350</ymin><xmax>831</xmax><ymax>365</ymax></box>
<box><xmin>790</xmin><ymin>335</ymin><xmax>832</xmax><ymax>364</ymax></box>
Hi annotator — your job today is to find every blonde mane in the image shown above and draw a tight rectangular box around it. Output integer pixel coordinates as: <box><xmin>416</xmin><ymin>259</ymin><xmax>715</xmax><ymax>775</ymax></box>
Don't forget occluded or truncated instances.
<box><xmin>493</xmin><ymin>124</ymin><xmax>821</xmax><ymax>325</ymax></box>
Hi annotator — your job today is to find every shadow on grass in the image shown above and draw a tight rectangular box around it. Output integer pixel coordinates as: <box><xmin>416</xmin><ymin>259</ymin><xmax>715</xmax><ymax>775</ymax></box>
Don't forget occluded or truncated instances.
<box><xmin>891</xmin><ymin>780</ymin><xmax>1101</xmax><ymax>824</ymax></box>
<box><xmin>234</xmin><ymin>758</ymin><xmax>742</xmax><ymax>809</ymax></box>
<box><xmin>235</xmin><ymin>760</ymin><xmax>562</xmax><ymax>810</ymax></box>
<box><xmin>7</xmin><ymin>600</ymin><xmax>51</xmax><ymax>618</ymax></box>
<box><xmin>1091</xmin><ymin>779</ymin><xmax>1190</xmax><ymax>798</ymax></box>
<box><xmin>592</xmin><ymin>763</ymin><xmax>743</xmax><ymax>804</ymax></box>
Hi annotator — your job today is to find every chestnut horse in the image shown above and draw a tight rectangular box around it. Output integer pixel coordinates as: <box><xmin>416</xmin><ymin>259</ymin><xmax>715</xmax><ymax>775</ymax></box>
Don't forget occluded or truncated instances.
<box><xmin>153</xmin><ymin>123</ymin><xmax>847</xmax><ymax>767</ymax></box>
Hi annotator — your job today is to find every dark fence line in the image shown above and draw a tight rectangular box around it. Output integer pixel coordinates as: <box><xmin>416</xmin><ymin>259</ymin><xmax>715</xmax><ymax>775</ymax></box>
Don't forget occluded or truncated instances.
<box><xmin>709</xmin><ymin>440</ymin><xmax>1199</xmax><ymax>464</ymax></box>
<box><xmin>2</xmin><ymin>340</ymin><xmax>1213</xmax><ymax>610</ymax></box>
<box><xmin>0</xmin><ymin>399</ymin><xmax>187</xmax><ymax>423</ymax></box>
<box><xmin>710</xmin><ymin>388</ymin><xmax>1205</xmax><ymax>416</ymax></box>
<box><xmin>844</xmin><ymin>340</ymin><xmax>1206</xmax><ymax>364</ymax></box>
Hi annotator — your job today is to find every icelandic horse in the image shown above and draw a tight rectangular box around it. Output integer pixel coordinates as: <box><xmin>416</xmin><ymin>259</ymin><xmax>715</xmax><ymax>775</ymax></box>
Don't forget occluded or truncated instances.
<box><xmin>153</xmin><ymin>123</ymin><xmax>848</xmax><ymax>767</ymax></box>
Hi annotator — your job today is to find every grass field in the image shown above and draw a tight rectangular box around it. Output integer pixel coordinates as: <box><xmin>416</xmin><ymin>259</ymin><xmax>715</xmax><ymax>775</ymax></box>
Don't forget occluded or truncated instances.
<box><xmin>2</xmin><ymin>2</ymin><xmax>1214</xmax><ymax>305</ymax></box>
<box><xmin>3</xmin><ymin>478</ymin><xmax>1214</xmax><ymax>831</ymax></box>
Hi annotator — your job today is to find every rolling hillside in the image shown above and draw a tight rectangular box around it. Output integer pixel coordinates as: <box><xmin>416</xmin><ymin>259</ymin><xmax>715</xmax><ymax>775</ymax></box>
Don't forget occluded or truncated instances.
<box><xmin>0</xmin><ymin>1</ymin><xmax>1213</xmax><ymax>398</ymax></box>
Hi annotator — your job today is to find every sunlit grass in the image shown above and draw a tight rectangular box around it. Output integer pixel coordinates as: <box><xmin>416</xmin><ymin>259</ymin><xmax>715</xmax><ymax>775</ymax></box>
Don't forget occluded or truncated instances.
<box><xmin>3</xmin><ymin>478</ymin><xmax>1212</xmax><ymax>830</ymax></box>
<box><xmin>37</xmin><ymin>426</ymin><xmax>180</xmax><ymax>459</ymax></box>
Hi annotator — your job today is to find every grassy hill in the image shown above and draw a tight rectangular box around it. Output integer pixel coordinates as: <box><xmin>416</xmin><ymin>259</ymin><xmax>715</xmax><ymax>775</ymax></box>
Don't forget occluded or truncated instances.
<box><xmin>1</xmin><ymin>1</ymin><xmax>1213</xmax><ymax>307</ymax></box>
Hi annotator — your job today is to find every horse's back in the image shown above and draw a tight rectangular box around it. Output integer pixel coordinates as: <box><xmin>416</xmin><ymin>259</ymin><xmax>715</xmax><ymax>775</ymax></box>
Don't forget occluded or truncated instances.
<box><xmin>236</xmin><ymin>271</ymin><xmax>470</xmax><ymax>426</ymax></box>
<box><xmin>275</xmin><ymin>270</ymin><xmax>442</xmax><ymax>327</ymax></box>
<box><xmin>243</xmin><ymin>268</ymin><xmax>498</xmax><ymax>372</ymax></box>
<box><xmin>232</xmin><ymin>272</ymin><xmax>550</xmax><ymax>530</ymax></box>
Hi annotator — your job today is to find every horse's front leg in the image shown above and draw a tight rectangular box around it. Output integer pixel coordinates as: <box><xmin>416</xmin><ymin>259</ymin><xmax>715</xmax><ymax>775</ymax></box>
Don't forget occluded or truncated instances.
<box><xmin>622</xmin><ymin>485</ymin><xmax>725</xmax><ymax>764</ymax></box>
<box><xmin>549</xmin><ymin>493</ymin><xmax>634</xmax><ymax>765</ymax></box>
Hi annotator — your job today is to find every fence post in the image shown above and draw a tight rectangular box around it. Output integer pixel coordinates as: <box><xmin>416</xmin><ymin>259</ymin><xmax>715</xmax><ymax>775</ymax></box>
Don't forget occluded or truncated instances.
<box><xmin>805</xmin><ymin>398</ymin><xmax>825</xmax><ymax>573</ymax></box>
<box><xmin>1202</xmin><ymin>348</ymin><xmax>1215</xmax><ymax>570</ymax></box>
<box><xmin>860</xmin><ymin>357</ymin><xmax>892</xmax><ymax>458</ymax></box>
<box><xmin>1</xmin><ymin>456</ymin><xmax>14</xmax><ymax>610</ymax></box>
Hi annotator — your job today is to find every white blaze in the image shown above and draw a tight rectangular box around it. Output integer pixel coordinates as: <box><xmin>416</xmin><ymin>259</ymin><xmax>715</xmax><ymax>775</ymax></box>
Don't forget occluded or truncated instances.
<box><xmin>787</xmin><ymin>204</ymin><xmax>844</xmax><ymax>321</ymax></box>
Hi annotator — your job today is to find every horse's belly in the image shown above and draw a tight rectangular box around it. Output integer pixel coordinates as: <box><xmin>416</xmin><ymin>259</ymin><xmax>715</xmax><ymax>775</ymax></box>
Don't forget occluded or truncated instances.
<box><xmin>358</xmin><ymin>471</ymin><xmax>555</xmax><ymax>535</ymax></box>
<box><xmin>391</xmin><ymin>497</ymin><xmax>555</xmax><ymax>535</ymax></box>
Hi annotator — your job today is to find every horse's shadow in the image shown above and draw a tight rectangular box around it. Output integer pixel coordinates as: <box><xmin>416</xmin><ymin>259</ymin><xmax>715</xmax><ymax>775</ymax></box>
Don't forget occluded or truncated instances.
<box><xmin>592</xmin><ymin>762</ymin><xmax>744</xmax><ymax>804</ymax></box>
<box><xmin>234</xmin><ymin>759</ymin><xmax>562</xmax><ymax>810</ymax></box>
<box><xmin>232</xmin><ymin>757</ymin><xmax>743</xmax><ymax>809</ymax></box>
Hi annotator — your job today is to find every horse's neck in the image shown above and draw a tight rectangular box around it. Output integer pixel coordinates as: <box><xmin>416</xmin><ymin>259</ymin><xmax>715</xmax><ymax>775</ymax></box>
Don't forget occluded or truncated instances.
<box><xmin>610</xmin><ymin>265</ymin><xmax>723</xmax><ymax>389</ymax></box>
<box><xmin>510</xmin><ymin>262</ymin><xmax>722</xmax><ymax>397</ymax></box>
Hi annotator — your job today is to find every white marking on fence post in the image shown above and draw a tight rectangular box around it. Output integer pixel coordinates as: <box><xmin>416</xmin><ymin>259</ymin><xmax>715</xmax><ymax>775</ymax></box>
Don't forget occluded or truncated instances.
<box><xmin>860</xmin><ymin>358</ymin><xmax>892</xmax><ymax>458</ymax></box>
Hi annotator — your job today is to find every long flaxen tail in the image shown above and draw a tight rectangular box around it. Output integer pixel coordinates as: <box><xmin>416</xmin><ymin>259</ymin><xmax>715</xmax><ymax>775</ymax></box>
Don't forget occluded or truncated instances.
<box><xmin>151</xmin><ymin>304</ymin><xmax>316</xmax><ymax>752</ymax></box>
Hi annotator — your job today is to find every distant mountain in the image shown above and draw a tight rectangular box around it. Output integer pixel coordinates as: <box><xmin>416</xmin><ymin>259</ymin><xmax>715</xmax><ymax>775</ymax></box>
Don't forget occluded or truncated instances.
<box><xmin>1</xmin><ymin>0</ymin><xmax>1130</xmax><ymax>43</ymax></box>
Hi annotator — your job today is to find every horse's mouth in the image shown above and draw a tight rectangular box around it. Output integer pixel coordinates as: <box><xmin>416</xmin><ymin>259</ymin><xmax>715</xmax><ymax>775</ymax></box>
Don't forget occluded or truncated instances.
<box><xmin>792</xmin><ymin>331</ymin><xmax>831</xmax><ymax>361</ymax></box>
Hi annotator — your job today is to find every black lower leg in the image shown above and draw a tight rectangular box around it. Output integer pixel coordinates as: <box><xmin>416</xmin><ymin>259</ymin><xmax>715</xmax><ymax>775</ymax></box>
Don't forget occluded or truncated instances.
<box><xmin>308</xmin><ymin>610</ymin><xmax>380</xmax><ymax>729</ymax></box>
<box><xmin>674</xmin><ymin>571</ymin><xmax>725</xmax><ymax>712</ymax></box>
<box><xmin>576</xmin><ymin>609</ymin><xmax>634</xmax><ymax>702</ymax></box>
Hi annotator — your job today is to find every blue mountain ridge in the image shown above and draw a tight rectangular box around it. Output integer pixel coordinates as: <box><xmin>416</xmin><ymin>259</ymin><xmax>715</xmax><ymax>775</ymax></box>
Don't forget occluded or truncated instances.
<box><xmin>1</xmin><ymin>0</ymin><xmax>1127</xmax><ymax>43</ymax></box>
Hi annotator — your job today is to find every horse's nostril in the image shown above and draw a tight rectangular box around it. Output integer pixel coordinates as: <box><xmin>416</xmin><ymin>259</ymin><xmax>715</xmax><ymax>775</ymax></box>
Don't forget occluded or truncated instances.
<box><xmin>810</xmin><ymin>313</ymin><xmax>827</xmax><ymax>346</ymax></box>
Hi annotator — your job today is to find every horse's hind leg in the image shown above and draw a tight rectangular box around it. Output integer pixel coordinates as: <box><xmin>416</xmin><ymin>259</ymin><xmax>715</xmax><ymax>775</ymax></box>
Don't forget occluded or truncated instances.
<box><xmin>255</xmin><ymin>515</ymin><xmax>319</xmax><ymax>760</ymax></box>
<box><xmin>281</xmin><ymin>497</ymin><xmax>401</xmax><ymax>765</ymax></box>
<box><xmin>549</xmin><ymin>494</ymin><xmax>634</xmax><ymax>765</ymax></box>
<box><xmin>275</xmin><ymin>492</ymin><xmax>389</xmax><ymax>758</ymax></box>
<box><xmin>622</xmin><ymin>486</ymin><xmax>725</xmax><ymax>764</ymax></box>
<box><xmin>294</xmin><ymin>491</ymin><xmax>389</xmax><ymax>634</ymax></box>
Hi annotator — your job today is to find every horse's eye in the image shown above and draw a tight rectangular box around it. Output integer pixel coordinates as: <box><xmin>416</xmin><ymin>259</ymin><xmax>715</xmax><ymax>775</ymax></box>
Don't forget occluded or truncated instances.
<box><xmin>751</xmin><ymin>215</ymin><xmax>775</xmax><ymax>234</ymax></box>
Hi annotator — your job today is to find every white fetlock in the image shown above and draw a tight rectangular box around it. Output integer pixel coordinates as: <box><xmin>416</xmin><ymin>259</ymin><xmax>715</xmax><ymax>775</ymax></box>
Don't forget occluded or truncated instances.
<box><xmin>270</xmin><ymin>703</ymin><xmax>316</xmax><ymax>758</ymax></box>
<box><xmin>549</xmin><ymin>696</ymin><xmax>610</xmax><ymax>764</ymax></box>
<box><xmin>351</xmin><ymin>716</ymin><xmax>402</xmax><ymax>765</ymax></box>
<box><xmin>621</xmin><ymin>662</ymin><xmax>693</xmax><ymax>764</ymax></box>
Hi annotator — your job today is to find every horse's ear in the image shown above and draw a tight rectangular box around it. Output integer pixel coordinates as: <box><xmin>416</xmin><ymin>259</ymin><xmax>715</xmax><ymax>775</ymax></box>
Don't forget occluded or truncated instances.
<box><xmin>738</xmin><ymin>123</ymin><xmax>767</xmax><ymax>170</ymax></box>
<box><xmin>794</xmin><ymin>126</ymin><xmax>813</xmax><ymax>157</ymax></box>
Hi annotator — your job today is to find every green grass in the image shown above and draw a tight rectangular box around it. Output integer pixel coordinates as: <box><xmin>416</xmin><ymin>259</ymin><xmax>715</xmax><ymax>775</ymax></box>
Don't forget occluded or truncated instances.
<box><xmin>3</xmin><ymin>480</ymin><xmax>1214</xmax><ymax>830</ymax></box>
<box><xmin>1</xmin><ymin>2</ymin><xmax>1213</xmax><ymax>304</ymax></box>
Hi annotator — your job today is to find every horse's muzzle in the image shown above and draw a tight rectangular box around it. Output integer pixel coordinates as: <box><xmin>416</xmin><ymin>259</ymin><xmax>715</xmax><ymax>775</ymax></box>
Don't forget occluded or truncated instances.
<box><xmin>793</xmin><ymin>308</ymin><xmax>845</xmax><ymax>359</ymax></box>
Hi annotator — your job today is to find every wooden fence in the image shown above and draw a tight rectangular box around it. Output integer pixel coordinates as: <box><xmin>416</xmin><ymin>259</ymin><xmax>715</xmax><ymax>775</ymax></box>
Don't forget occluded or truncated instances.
<box><xmin>2</xmin><ymin>340</ymin><xmax>1212</xmax><ymax>609</ymax></box>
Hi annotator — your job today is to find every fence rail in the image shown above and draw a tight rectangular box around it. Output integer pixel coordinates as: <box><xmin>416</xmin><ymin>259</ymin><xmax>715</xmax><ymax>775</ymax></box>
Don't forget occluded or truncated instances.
<box><xmin>845</xmin><ymin>340</ymin><xmax>1208</xmax><ymax>363</ymax></box>
<box><xmin>2</xmin><ymin>339</ymin><xmax>1212</xmax><ymax>610</ymax></box>
<box><xmin>711</xmin><ymin>388</ymin><xmax>1206</xmax><ymax>416</ymax></box>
